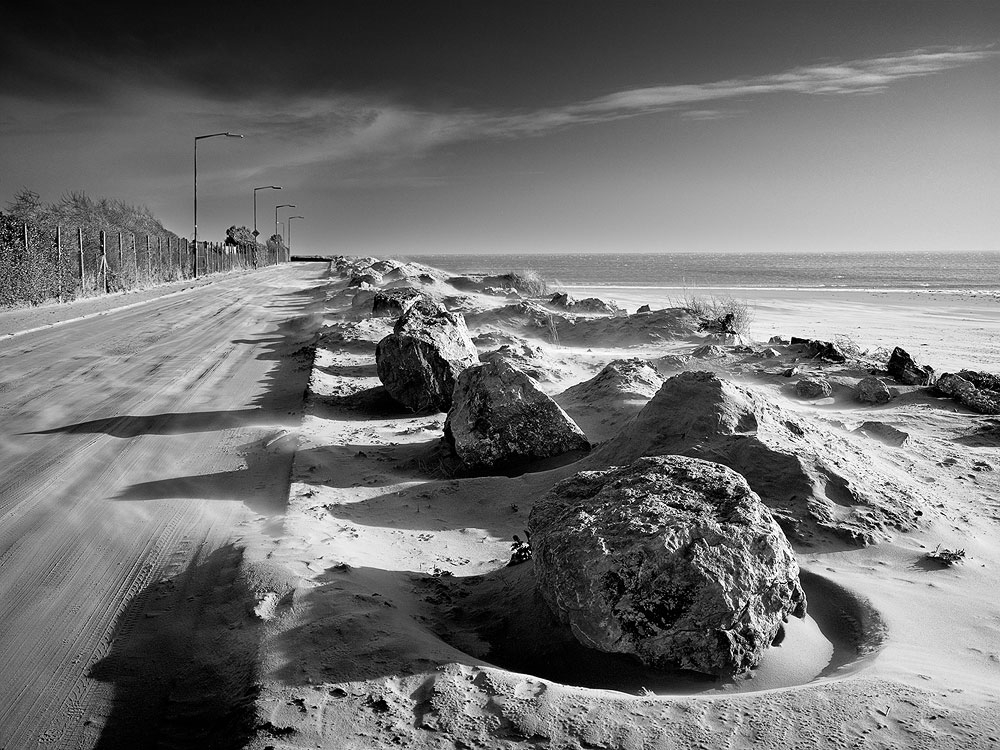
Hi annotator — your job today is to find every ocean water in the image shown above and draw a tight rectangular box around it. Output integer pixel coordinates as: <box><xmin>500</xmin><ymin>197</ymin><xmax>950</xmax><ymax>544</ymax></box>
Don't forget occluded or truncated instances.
<box><xmin>402</xmin><ymin>251</ymin><xmax>1000</xmax><ymax>291</ymax></box>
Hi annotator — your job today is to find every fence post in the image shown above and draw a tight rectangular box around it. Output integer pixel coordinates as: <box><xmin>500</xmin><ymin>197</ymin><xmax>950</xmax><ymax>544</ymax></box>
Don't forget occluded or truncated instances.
<box><xmin>78</xmin><ymin>227</ymin><xmax>85</xmax><ymax>292</ymax></box>
<box><xmin>118</xmin><ymin>232</ymin><xmax>123</xmax><ymax>285</ymax></box>
<box><xmin>157</xmin><ymin>236</ymin><xmax>163</xmax><ymax>281</ymax></box>
<box><xmin>145</xmin><ymin>234</ymin><xmax>150</xmax><ymax>279</ymax></box>
<box><xmin>100</xmin><ymin>230</ymin><xmax>109</xmax><ymax>294</ymax></box>
<box><xmin>132</xmin><ymin>234</ymin><xmax>137</xmax><ymax>277</ymax></box>
<box><xmin>56</xmin><ymin>225</ymin><xmax>62</xmax><ymax>303</ymax></box>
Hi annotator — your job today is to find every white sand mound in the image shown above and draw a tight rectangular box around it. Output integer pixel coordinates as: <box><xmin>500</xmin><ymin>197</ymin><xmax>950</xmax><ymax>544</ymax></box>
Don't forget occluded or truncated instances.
<box><xmin>556</xmin><ymin>358</ymin><xmax>664</xmax><ymax>442</ymax></box>
<box><xmin>591</xmin><ymin>371</ymin><xmax>928</xmax><ymax>546</ymax></box>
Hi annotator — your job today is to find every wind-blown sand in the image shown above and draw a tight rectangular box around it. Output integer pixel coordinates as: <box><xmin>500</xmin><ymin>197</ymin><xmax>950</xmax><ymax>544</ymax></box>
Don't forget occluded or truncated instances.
<box><xmin>239</xmin><ymin>260</ymin><xmax>1000</xmax><ymax>749</ymax></box>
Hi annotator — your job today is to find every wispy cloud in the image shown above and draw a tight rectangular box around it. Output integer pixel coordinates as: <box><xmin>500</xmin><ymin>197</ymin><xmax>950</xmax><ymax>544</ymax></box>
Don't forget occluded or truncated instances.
<box><xmin>254</xmin><ymin>45</ymin><xmax>997</xmax><ymax>174</ymax></box>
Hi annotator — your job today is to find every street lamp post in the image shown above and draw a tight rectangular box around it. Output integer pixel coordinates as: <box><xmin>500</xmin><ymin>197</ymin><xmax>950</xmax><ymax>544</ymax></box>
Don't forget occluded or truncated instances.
<box><xmin>252</xmin><ymin>186</ymin><xmax>281</xmax><ymax>269</ymax></box>
<box><xmin>252</xmin><ymin>185</ymin><xmax>281</xmax><ymax>239</ymax></box>
<box><xmin>288</xmin><ymin>215</ymin><xmax>304</xmax><ymax>262</ymax></box>
<box><xmin>275</xmin><ymin>203</ymin><xmax>295</xmax><ymax>261</ymax></box>
<box><xmin>194</xmin><ymin>131</ymin><xmax>242</xmax><ymax>278</ymax></box>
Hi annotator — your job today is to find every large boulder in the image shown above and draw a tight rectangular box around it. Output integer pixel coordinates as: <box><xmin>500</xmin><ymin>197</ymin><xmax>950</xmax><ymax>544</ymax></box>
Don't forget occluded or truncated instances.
<box><xmin>936</xmin><ymin>371</ymin><xmax>1000</xmax><ymax>414</ymax></box>
<box><xmin>529</xmin><ymin>455</ymin><xmax>807</xmax><ymax>676</ymax></box>
<box><xmin>444</xmin><ymin>360</ymin><xmax>590</xmax><ymax>470</ymax></box>
<box><xmin>887</xmin><ymin>347</ymin><xmax>935</xmax><ymax>386</ymax></box>
<box><xmin>590</xmin><ymin>371</ymin><xmax>926</xmax><ymax>545</ymax></box>
<box><xmin>375</xmin><ymin>300</ymin><xmax>479</xmax><ymax>413</ymax></box>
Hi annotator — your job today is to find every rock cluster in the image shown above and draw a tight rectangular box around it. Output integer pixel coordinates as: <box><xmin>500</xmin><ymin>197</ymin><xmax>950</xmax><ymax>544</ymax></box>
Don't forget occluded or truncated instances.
<box><xmin>529</xmin><ymin>455</ymin><xmax>806</xmax><ymax>676</ymax></box>
<box><xmin>444</xmin><ymin>360</ymin><xmax>589</xmax><ymax>470</ymax></box>
<box><xmin>789</xmin><ymin>337</ymin><xmax>847</xmax><ymax>363</ymax></box>
<box><xmin>548</xmin><ymin>292</ymin><xmax>624</xmax><ymax>316</ymax></box>
<box><xmin>375</xmin><ymin>299</ymin><xmax>478</xmax><ymax>413</ymax></box>
<box><xmin>936</xmin><ymin>371</ymin><xmax>1000</xmax><ymax>414</ymax></box>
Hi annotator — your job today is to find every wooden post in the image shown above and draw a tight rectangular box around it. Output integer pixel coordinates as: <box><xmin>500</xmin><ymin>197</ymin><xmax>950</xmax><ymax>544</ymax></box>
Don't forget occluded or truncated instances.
<box><xmin>100</xmin><ymin>230</ymin><xmax>109</xmax><ymax>294</ymax></box>
<box><xmin>157</xmin><ymin>236</ymin><xmax>163</xmax><ymax>280</ymax></box>
<box><xmin>132</xmin><ymin>234</ymin><xmax>137</xmax><ymax>276</ymax></box>
<box><xmin>145</xmin><ymin>234</ymin><xmax>150</xmax><ymax>279</ymax></box>
<box><xmin>56</xmin><ymin>225</ymin><xmax>62</xmax><ymax>303</ymax></box>
<box><xmin>78</xmin><ymin>227</ymin><xmax>85</xmax><ymax>291</ymax></box>
<box><xmin>118</xmin><ymin>232</ymin><xmax>123</xmax><ymax>283</ymax></box>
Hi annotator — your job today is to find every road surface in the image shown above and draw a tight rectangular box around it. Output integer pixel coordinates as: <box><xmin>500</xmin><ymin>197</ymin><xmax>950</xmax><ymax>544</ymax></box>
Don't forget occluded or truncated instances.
<box><xmin>0</xmin><ymin>263</ymin><xmax>328</xmax><ymax>748</ymax></box>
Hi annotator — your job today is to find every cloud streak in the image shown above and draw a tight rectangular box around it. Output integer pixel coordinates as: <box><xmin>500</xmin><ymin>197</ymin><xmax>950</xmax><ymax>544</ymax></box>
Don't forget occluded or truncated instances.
<box><xmin>256</xmin><ymin>45</ymin><xmax>997</xmax><ymax>175</ymax></box>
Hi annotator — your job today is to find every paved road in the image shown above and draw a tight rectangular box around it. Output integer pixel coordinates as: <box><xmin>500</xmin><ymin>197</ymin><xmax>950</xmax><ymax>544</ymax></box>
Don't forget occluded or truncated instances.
<box><xmin>0</xmin><ymin>263</ymin><xmax>328</xmax><ymax>748</ymax></box>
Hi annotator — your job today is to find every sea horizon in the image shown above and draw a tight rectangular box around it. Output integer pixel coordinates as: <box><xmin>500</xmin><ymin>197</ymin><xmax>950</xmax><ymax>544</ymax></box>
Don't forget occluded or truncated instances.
<box><xmin>392</xmin><ymin>250</ymin><xmax>1000</xmax><ymax>291</ymax></box>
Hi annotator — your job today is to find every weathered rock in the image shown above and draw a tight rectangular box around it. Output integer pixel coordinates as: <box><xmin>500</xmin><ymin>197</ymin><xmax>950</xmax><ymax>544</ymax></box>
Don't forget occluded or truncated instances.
<box><xmin>371</xmin><ymin>287</ymin><xmax>425</xmax><ymax>318</ymax></box>
<box><xmin>790</xmin><ymin>337</ymin><xmax>847</xmax><ymax>363</ymax></box>
<box><xmin>855</xmin><ymin>376</ymin><xmax>893</xmax><ymax>404</ymax></box>
<box><xmin>444</xmin><ymin>360</ymin><xmax>589</xmax><ymax>469</ymax></box>
<box><xmin>464</xmin><ymin>305</ymin><xmax>700</xmax><ymax>347</ymax></box>
<box><xmin>856</xmin><ymin>421</ymin><xmax>909</xmax><ymax>447</ymax></box>
<box><xmin>478</xmin><ymin>341</ymin><xmax>569</xmax><ymax>383</ymax></box>
<box><xmin>887</xmin><ymin>347</ymin><xmax>935</xmax><ymax>386</ymax></box>
<box><xmin>529</xmin><ymin>455</ymin><xmax>806</xmax><ymax>676</ymax></box>
<box><xmin>549</xmin><ymin>292</ymin><xmax>574</xmax><ymax>308</ymax></box>
<box><xmin>375</xmin><ymin>300</ymin><xmax>479</xmax><ymax>413</ymax></box>
<box><xmin>548</xmin><ymin>292</ymin><xmax>623</xmax><ymax>316</ymax></box>
<box><xmin>782</xmin><ymin>366</ymin><xmax>800</xmax><ymax>378</ymax></box>
<box><xmin>348</xmin><ymin>271</ymin><xmax>382</xmax><ymax>287</ymax></box>
<box><xmin>590</xmin><ymin>371</ymin><xmax>927</xmax><ymax>545</ymax></box>
<box><xmin>636</xmin><ymin>304</ymin><xmax>652</xmax><ymax>314</ymax></box>
<box><xmin>936</xmin><ymin>371</ymin><xmax>1000</xmax><ymax>415</ymax></box>
<box><xmin>768</xmin><ymin>335</ymin><xmax>789</xmax><ymax>345</ymax></box>
<box><xmin>795</xmin><ymin>377</ymin><xmax>832</xmax><ymax>399</ymax></box>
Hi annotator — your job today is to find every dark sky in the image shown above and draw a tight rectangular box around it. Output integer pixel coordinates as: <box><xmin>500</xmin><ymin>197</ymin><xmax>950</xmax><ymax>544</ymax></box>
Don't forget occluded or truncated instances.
<box><xmin>2</xmin><ymin>2</ymin><xmax>999</xmax><ymax>254</ymax></box>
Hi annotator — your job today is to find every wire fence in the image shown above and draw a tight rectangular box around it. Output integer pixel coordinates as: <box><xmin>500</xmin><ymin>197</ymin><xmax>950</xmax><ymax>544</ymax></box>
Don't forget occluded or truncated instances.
<box><xmin>0</xmin><ymin>219</ymin><xmax>287</xmax><ymax>309</ymax></box>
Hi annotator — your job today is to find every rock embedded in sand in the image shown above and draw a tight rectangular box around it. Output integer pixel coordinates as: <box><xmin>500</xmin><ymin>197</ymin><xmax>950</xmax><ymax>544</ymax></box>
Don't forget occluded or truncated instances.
<box><xmin>887</xmin><ymin>347</ymin><xmax>935</xmax><ymax>386</ymax></box>
<box><xmin>691</xmin><ymin>344</ymin><xmax>728</xmax><ymax>359</ymax></box>
<box><xmin>590</xmin><ymin>370</ymin><xmax>926</xmax><ymax>545</ymax></box>
<box><xmin>855</xmin><ymin>376</ymin><xmax>893</xmax><ymax>404</ymax></box>
<box><xmin>795</xmin><ymin>377</ymin><xmax>833</xmax><ymax>399</ymax></box>
<box><xmin>936</xmin><ymin>371</ymin><xmax>1000</xmax><ymax>415</ymax></box>
<box><xmin>444</xmin><ymin>359</ymin><xmax>590</xmax><ymax>469</ymax></box>
<box><xmin>375</xmin><ymin>299</ymin><xmax>479</xmax><ymax>413</ymax></box>
<box><xmin>529</xmin><ymin>455</ymin><xmax>807</xmax><ymax>676</ymax></box>
<box><xmin>560</xmin><ymin>358</ymin><xmax>664</xmax><ymax>402</ymax></box>
<box><xmin>371</xmin><ymin>287</ymin><xmax>425</xmax><ymax>318</ymax></box>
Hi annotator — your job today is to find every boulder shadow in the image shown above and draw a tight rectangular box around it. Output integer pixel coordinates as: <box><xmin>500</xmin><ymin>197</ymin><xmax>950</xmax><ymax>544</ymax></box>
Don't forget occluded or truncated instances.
<box><xmin>424</xmin><ymin>564</ymin><xmax>886</xmax><ymax>695</ymax></box>
<box><xmin>88</xmin><ymin>544</ymin><xmax>263</xmax><ymax>749</ymax></box>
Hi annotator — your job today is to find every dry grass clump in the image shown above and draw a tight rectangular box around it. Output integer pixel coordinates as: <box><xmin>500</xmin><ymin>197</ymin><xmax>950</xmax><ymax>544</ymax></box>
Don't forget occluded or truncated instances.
<box><xmin>925</xmin><ymin>544</ymin><xmax>965</xmax><ymax>566</ymax></box>
<box><xmin>495</xmin><ymin>269</ymin><xmax>548</xmax><ymax>296</ymax></box>
<box><xmin>681</xmin><ymin>293</ymin><xmax>754</xmax><ymax>336</ymax></box>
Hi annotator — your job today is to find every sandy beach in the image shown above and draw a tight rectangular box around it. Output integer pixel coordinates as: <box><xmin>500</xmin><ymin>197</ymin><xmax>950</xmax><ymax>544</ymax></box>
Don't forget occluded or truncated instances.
<box><xmin>238</xmin><ymin>257</ymin><xmax>1000</xmax><ymax>749</ymax></box>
